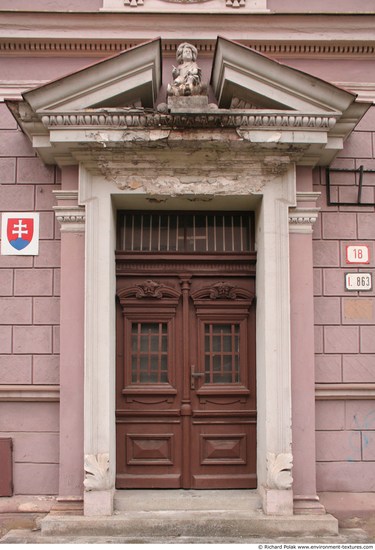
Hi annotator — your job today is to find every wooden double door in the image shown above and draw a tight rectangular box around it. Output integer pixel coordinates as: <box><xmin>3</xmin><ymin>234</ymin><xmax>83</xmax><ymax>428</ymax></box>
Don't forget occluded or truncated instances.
<box><xmin>116</xmin><ymin>266</ymin><xmax>256</xmax><ymax>489</ymax></box>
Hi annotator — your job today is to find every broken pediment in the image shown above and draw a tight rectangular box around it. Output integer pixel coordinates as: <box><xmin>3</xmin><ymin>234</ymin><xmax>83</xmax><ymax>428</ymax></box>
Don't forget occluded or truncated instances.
<box><xmin>7</xmin><ymin>36</ymin><xmax>371</xmax><ymax>167</ymax></box>
<box><xmin>211</xmin><ymin>36</ymin><xmax>359</xmax><ymax>114</ymax></box>
<box><xmin>22</xmin><ymin>38</ymin><xmax>162</xmax><ymax>112</ymax></box>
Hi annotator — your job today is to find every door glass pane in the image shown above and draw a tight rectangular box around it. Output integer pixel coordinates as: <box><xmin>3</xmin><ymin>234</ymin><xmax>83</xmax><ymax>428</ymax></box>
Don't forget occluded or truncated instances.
<box><xmin>131</xmin><ymin>322</ymin><xmax>169</xmax><ymax>384</ymax></box>
<box><xmin>204</xmin><ymin>324</ymin><xmax>240</xmax><ymax>384</ymax></box>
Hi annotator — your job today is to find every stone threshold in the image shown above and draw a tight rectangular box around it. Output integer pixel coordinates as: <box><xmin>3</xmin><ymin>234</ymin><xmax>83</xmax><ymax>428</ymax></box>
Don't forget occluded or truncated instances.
<box><xmin>40</xmin><ymin>510</ymin><xmax>339</xmax><ymax>538</ymax></box>
<box><xmin>114</xmin><ymin>488</ymin><xmax>262</xmax><ymax>512</ymax></box>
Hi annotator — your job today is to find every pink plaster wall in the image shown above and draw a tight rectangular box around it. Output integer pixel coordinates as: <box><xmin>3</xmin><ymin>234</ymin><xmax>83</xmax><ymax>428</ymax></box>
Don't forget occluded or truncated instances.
<box><xmin>267</xmin><ymin>0</ymin><xmax>375</xmax><ymax>12</ymax></box>
<box><xmin>313</xmin><ymin>106</ymin><xmax>375</xmax><ymax>492</ymax></box>
<box><xmin>0</xmin><ymin>1</ymin><xmax>102</xmax><ymax>10</ymax></box>
<box><xmin>0</xmin><ymin>102</ymin><xmax>61</xmax><ymax>495</ymax></box>
<box><xmin>0</xmin><ymin>402</ymin><xmax>59</xmax><ymax>494</ymax></box>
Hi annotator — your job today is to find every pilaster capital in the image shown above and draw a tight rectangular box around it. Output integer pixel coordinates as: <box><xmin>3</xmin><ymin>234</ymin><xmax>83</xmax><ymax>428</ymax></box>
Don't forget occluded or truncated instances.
<box><xmin>53</xmin><ymin>190</ymin><xmax>86</xmax><ymax>233</ymax></box>
<box><xmin>289</xmin><ymin>191</ymin><xmax>320</xmax><ymax>234</ymax></box>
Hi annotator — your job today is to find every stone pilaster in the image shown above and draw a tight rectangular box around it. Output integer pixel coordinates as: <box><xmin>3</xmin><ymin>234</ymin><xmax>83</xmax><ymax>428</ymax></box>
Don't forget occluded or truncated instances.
<box><xmin>53</xmin><ymin>188</ymin><xmax>85</xmax><ymax>507</ymax></box>
<box><xmin>289</xmin><ymin>190</ymin><xmax>325</xmax><ymax>515</ymax></box>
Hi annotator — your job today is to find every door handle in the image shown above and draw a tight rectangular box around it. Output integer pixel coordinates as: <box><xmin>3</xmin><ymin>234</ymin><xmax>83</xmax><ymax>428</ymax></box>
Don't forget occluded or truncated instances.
<box><xmin>190</xmin><ymin>365</ymin><xmax>205</xmax><ymax>389</ymax></box>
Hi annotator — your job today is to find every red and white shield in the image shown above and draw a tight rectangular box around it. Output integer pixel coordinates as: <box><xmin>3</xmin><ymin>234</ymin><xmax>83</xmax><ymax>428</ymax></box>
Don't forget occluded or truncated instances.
<box><xmin>7</xmin><ymin>218</ymin><xmax>34</xmax><ymax>251</ymax></box>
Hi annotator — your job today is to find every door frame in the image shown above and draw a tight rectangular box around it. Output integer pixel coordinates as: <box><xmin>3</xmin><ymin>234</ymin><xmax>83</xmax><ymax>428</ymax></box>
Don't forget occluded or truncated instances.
<box><xmin>80</xmin><ymin>162</ymin><xmax>296</xmax><ymax>515</ymax></box>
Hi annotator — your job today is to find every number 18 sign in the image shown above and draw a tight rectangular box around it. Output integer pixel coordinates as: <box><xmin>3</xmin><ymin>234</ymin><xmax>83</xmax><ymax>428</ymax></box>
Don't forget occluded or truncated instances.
<box><xmin>346</xmin><ymin>245</ymin><xmax>370</xmax><ymax>264</ymax></box>
<box><xmin>1</xmin><ymin>213</ymin><xmax>39</xmax><ymax>255</ymax></box>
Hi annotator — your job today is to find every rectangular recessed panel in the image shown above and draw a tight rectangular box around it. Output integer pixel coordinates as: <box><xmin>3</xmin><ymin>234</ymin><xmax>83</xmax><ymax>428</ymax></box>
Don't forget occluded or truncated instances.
<box><xmin>117</xmin><ymin>212</ymin><xmax>254</xmax><ymax>253</ymax></box>
<box><xmin>127</xmin><ymin>434</ymin><xmax>174</xmax><ymax>465</ymax></box>
<box><xmin>200</xmin><ymin>434</ymin><xmax>246</xmax><ymax>465</ymax></box>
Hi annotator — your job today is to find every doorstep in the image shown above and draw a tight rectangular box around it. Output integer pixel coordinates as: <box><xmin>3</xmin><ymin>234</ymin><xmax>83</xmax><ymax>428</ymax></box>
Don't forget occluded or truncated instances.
<box><xmin>39</xmin><ymin>490</ymin><xmax>338</xmax><ymax>538</ymax></box>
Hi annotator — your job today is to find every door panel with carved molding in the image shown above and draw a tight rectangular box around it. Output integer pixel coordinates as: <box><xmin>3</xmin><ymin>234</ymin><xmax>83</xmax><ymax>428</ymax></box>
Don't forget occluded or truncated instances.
<box><xmin>115</xmin><ymin>211</ymin><xmax>256</xmax><ymax>489</ymax></box>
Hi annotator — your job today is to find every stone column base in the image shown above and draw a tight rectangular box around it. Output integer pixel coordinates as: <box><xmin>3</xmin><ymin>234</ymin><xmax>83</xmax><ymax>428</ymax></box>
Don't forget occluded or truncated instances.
<box><xmin>84</xmin><ymin>489</ymin><xmax>114</xmax><ymax>517</ymax></box>
<box><xmin>261</xmin><ymin>488</ymin><xmax>294</xmax><ymax>516</ymax></box>
<box><xmin>50</xmin><ymin>496</ymin><xmax>83</xmax><ymax>516</ymax></box>
<box><xmin>294</xmin><ymin>495</ymin><xmax>326</xmax><ymax>515</ymax></box>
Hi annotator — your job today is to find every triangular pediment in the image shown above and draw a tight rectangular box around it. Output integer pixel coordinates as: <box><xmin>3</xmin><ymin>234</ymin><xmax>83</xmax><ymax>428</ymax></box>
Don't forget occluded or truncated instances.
<box><xmin>211</xmin><ymin>36</ymin><xmax>357</xmax><ymax>114</ymax></box>
<box><xmin>23</xmin><ymin>38</ymin><xmax>162</xmax><ymax>112</ymax></box>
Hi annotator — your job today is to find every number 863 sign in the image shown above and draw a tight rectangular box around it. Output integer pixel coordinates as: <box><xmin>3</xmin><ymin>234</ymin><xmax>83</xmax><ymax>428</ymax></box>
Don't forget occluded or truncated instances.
<box><xmin>345</xmin><ymin>272</ymin><xmax>372</xmax><ymax>291</ymax></box>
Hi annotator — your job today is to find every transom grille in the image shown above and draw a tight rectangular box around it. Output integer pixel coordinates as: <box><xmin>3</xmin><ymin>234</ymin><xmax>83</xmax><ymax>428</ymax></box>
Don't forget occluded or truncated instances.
<box><xmin>117</xmin><ymin>212</ymin><xmax>254</xmax><ymax>253</ymax></box>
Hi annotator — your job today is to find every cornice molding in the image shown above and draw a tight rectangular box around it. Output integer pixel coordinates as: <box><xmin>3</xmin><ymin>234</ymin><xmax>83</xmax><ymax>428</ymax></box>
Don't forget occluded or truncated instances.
<box><xmin>1</xmin><ymin>41</ymin><xmax>375</xmax><ymax>58</ymax></box>
<box><xmin>0</xmin><ymin>385</ymin><xmax>60</xmax><ymax>402</ymax></box>
<box><xmin>315</xmin><ymin>383</ymin><xmax>375</xmax><ymax>400</ymax></box>
<box><xmin>0</xmin><ymin>12</ymin><xmax>374</xmax><ymax>58</ymax></box>
<box><xmin>333</xmin><ymin>82</ymin><xmax>375</xmax><ymax>103</ymax></box>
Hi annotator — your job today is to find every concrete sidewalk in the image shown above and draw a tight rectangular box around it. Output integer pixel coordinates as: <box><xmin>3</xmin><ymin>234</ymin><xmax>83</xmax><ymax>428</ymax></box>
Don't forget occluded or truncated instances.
<box><xmin>0</xmin><ymin>522</ymin><xmax>373</xmax><ymax>545</ymax></box>
<box><xmin>1</xmin><ymin>492</ymin><xmax>374</xmax><ymax>545</ymax></box>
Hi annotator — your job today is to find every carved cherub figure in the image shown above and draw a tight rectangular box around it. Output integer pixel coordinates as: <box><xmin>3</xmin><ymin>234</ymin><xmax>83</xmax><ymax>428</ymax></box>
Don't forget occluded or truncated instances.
<box><xmin>167</xmin><ymin>42</ymin><xmax>206</xmax><ymax>97</ymax></box>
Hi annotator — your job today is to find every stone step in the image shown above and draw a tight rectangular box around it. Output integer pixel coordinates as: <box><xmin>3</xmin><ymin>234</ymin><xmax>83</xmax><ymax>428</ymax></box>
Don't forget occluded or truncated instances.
<box><xmin>114</xmin><ymin>489</ymin><xmax>262</xmax><ymax>511</ymax></box>
<box><xmin>40</xmin><ymin>510</ymin><xmax>339</xmax><ymax>538</ymax></box>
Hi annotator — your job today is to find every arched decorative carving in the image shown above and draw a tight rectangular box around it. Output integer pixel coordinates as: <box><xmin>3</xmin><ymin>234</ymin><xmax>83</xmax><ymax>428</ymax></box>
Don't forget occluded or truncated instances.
<box><xmin>117</xmin><ymin>280</ymin><xmax>181</xmax><ymax>301</ymax></box>
<box><xmin>191</xmin><ymin>281</ymin><xmax>254</xmax><ymax>302</ymax></box>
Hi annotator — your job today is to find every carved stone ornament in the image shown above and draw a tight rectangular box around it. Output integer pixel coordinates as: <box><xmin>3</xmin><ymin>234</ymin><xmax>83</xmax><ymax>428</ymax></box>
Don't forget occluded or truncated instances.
<box><xmin>266</xmin><ymin>452</ymin><xmax>293</xmax><ymax>490</ymax></box>
<box><xmin>84</xmin><ymin>453</ymin><xmax>111</xmax><ymax>491</ymax></box>
<box><xmin>226</xmin><ymin>0</ymin><xmax>246</xmax><ymax>7</ymax></box>
<box><xmin>167</xmin><ymin>43</ymin><xmax>207</xmax><ymax>97</ymax></box>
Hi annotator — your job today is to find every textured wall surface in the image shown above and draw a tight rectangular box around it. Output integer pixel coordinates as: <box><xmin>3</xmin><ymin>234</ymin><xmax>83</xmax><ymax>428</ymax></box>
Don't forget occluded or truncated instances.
<box><xmin>314</xmin><ymin>106</ymin><xmax>375</xmax><ymax>491</ymax></box>
<box><xmin>0</xmin><ymin>103</ymin><xmax>60</xmax><ymax>495</ymax></box>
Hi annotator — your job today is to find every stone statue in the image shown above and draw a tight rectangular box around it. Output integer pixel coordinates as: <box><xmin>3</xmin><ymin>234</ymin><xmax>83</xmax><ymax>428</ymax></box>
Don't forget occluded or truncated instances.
<box><xmin>167</xmin><ymin>42</ymin><xmax>207</xmax><ymax>97</ymax></box>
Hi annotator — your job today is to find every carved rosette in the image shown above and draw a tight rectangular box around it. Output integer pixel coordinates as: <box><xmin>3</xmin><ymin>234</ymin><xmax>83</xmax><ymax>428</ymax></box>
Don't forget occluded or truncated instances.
<box><xmin>84</xmin><ymin>453</ymin><xmax>111</xmax><ymax>491</ymax></box>
<box><xmin>135</xmin><ymin>280</ymin><xmax>164</xmax><ymax>298</ymax></box>
<box><xmin>266</xmin><ymin>452</ymin><xmax>293</xmax><ymax>490</ymax></box>
<box><xmin>117</xmin><ymin>280</ymin><xmax>181</xmax><ymax>303</ymax></box>
<box><xmin>191</xmin><ymin>282</ymin><xmax>254</xmax><ymax>302</ymax></box>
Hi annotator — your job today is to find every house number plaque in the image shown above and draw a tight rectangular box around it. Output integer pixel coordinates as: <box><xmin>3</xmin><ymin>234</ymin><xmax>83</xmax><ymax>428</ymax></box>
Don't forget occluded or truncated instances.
<box><xmin>346</xmin><ymin>245</ymin><xmax>370</xmax><ymax>264</ymax></box>
<box><xmin>345</xmin><ymin>273</ymin><xmax>372</xmax><ymax>291</ymax></box>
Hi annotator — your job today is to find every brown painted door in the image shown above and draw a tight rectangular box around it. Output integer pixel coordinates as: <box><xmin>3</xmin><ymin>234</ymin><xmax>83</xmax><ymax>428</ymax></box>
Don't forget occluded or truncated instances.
<box><xmin>115</xmin><ymin>273</ymin><xmax>256</xmax><ymax>489</ymax></box>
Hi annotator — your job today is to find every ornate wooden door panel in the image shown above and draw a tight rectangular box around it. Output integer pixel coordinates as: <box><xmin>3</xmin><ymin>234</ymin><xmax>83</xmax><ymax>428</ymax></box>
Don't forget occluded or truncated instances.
<box><xmin>116</xmin><ymin>277</ymin><xmax>183</xmax><ymax>488</ymax></box>
<box><xmin>116</xmin><ymin>274</ymin><xmax>256</xmax><ymax>489</ymax></box>
<box><xmin>189</xmin><ymin>278</ymin><xmax>256</xmax><ymax>488</ymax></box>
<box><xmin>115</xmin><ymin>211</ymin><xmax>256</xmax><ymax>489</ymax></box>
